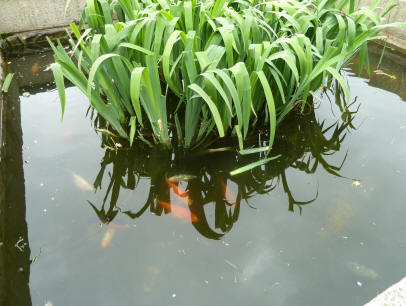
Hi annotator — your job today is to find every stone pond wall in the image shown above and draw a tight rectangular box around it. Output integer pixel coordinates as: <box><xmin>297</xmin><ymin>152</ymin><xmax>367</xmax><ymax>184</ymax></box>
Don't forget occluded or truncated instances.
<box><xmin>359</xmin><ymin>0</ymin><xmax>406</xmax><ymax>51</ymax></box>
<box><xmin>0</xmin><ymin>0</ymin><xmax>85</xmax><ymax>34</ymax></box>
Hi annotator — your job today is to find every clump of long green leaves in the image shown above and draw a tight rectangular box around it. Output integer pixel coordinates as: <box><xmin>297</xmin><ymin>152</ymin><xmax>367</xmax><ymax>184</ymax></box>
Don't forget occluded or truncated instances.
<box><xmin>49</xmin><ymin>0</ymin><xmax>403</xmax><ymax>151</ymax></box>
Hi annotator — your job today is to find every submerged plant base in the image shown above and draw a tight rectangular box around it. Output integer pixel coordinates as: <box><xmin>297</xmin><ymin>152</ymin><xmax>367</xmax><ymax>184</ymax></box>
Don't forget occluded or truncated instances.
<box><xmin>50</xmin><ymin>0</ymin><xmax>404</xmax><ymax>157</ymax></box>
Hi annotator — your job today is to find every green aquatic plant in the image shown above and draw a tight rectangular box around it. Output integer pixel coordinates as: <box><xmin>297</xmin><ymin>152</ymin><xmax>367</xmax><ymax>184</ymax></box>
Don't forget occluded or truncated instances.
<box><xmin>50</xmin><ymin>0</ymin><xmax>403</xmax><ymax>153</ymax></box>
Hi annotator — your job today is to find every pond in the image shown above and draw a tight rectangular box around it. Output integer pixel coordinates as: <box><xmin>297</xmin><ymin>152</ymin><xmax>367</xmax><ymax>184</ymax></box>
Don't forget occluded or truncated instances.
<box><xmin>1</xmin><ymin>45</ymin><xmax>406</xmax><ymax>306</ymax></box>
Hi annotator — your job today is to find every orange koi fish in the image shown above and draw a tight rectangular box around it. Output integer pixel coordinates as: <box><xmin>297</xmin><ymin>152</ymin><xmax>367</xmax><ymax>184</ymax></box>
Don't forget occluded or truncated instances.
<box><xmin>219</xmin><ymin>179</ymin><xmax>237</xmax><ymax>205</ymax></box>
<box><xmin>101</xmin><ymin>228</ymin><xmax>115</xmax><ymax>248</ymax></box>
<box><xmin>31</xmin><ymin>63</ymin><xmax>40</xmax><ymax>74</ymax></box>
<box><xmin>100</xmin><ymin>223</ymin><xmax>130</xmax><ymax>248</ymax></box>
<box><xmin>157</xmin><ymin>201</ymin><xmax>198</xmax><ymax>223</ymax></box>
<box><xmin>165</xmin><ymin>178</ymin><xmax>188</xmax><ymax>198</ymax></box>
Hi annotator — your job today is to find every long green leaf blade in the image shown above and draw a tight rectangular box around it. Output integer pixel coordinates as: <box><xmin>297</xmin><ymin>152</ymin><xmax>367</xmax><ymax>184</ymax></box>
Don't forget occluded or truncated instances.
<box><xmin>51</xmin><ymin>63</ymin><xmax>66</xmax><ymax>120</ymax></box>
<box><xmin>1</xmin><ymin>73</ymin><xmax>14</xmax><ymax>93</ymax></box>
<box><xmin>230</xmin><ymin>155</ymin><xmax>281</xmax><ymax>176</ymax></box>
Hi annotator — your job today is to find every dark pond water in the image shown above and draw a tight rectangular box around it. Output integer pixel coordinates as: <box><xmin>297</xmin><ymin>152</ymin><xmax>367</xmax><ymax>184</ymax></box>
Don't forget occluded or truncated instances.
<box><xmin>1</xmin><ymin>46</ymin><xmax>406</xmax><ymax>306</ymax></box>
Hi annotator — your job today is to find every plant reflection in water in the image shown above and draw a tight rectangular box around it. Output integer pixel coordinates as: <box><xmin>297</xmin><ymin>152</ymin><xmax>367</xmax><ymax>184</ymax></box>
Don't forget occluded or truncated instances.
<box><xmin>88</xmin><ymin>87</ymin><xmax>358</xmax><ymax>240</ymax></box>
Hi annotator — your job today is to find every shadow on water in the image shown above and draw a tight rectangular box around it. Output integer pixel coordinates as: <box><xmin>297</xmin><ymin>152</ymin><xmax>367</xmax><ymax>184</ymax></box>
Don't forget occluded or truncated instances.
<box><xmin>0</xmin><ymin>47</ymin><xmax>57</xmax><ymax>306</ymax></box>
<box><xmin>0</xmin><ymin>63</ymin><xmax>32</xmax><ymax>305</ymax></box>
<box><xmin>87</xmin><ymin>84</ymin><xmax>358</xmax><ymax>240</ymax></box>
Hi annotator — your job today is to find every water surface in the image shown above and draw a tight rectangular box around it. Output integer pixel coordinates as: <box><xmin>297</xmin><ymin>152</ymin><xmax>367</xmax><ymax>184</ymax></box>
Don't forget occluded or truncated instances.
<box><xmin>1</xmin><ymin>48</ymin><xmax>406</xmax><ymax>306</ymax></box>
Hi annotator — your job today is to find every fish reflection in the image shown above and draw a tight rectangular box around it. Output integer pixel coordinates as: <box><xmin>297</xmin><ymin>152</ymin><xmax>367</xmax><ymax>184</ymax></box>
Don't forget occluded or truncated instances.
<box><xmin>85</xmin><ymin>88</ymin><xmax>359</xmax><ymax>239</ymax></box>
